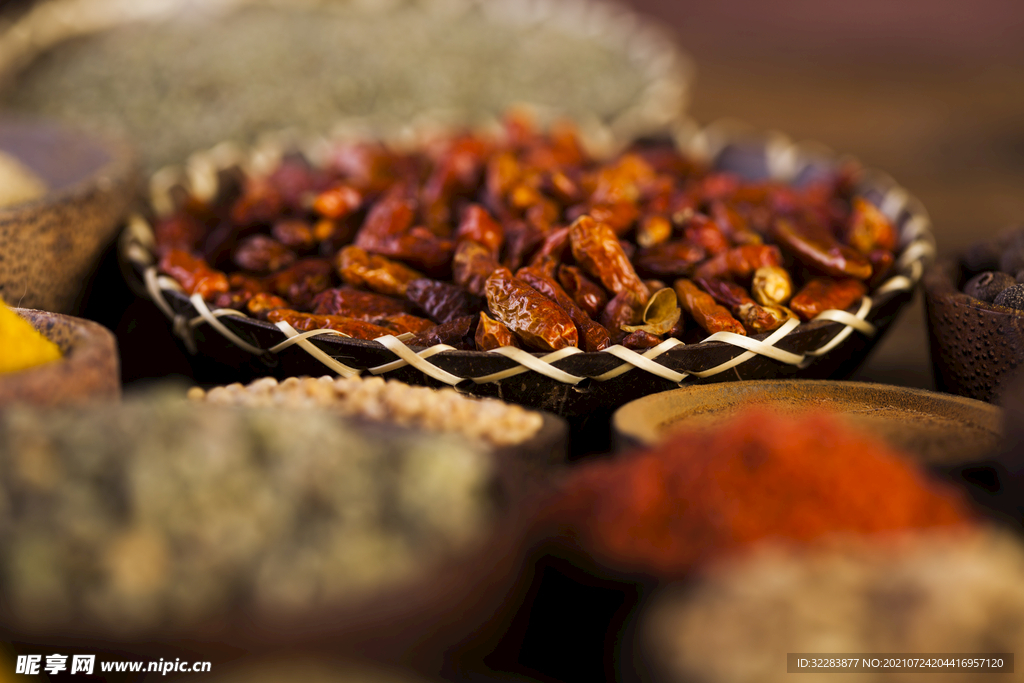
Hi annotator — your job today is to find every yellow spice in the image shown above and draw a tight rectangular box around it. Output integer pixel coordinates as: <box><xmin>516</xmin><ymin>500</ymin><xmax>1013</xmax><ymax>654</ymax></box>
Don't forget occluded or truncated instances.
<box><xmin>0</xmin><ymin>297</ymin><xmax>62</xmax><ymax>373</ymax></box>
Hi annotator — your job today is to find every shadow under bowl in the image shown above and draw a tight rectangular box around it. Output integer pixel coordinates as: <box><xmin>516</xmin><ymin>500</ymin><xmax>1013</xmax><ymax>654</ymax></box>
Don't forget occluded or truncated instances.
<box><xmin>0</xmin><ymin>118</ymin><xmax>136</xmax><ymax>313</ymax></box>
<box><xmin>0</xmin><ymin>308</ymin><xmax>120</xmax><ymax>406</ymax></box>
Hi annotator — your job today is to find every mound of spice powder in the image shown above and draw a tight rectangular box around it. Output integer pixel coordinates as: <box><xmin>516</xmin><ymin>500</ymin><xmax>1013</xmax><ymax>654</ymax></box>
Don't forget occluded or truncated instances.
<box><xmin>546</xmin><ymin>409</ymin><xmax>973</xmax><ymax>577</ymax></box>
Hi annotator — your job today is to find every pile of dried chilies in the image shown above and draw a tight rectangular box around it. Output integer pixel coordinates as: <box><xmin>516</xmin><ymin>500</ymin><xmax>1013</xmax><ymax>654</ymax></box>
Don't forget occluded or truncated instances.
<box><xmin>544</xmin><ymin>409</ymin><xmax>972</xmax><ymax>577</ymax></box>
<box><xmin>153</xmin><ymin>112</ymin><xmax>899</xmax><ymax>353</ymax></box>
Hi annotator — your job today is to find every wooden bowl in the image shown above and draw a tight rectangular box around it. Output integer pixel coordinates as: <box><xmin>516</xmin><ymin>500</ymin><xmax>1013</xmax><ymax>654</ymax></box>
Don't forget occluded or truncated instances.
<box><xmin>0</xmin><ymin>118</ymin><xmax>137</xmax><ymax>313</ymax></box>
<box><xmin>923</xmin><ymin>257</ymin><xmax>1024</xmax><ymax>404</ymax></box>
<box><xmin>0</xmin><ymin>308</ymin><xmax>120</xmax><ymax>406</ymax></box>
<box><xmin>612</xmin><ymin>379</ymin><xmax>1002</xmax><ymax>466</ymax></box>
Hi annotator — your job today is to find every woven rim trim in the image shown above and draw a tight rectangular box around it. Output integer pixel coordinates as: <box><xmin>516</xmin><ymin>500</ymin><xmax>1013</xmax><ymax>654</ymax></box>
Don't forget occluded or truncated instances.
<box><xmin>120</xmin><ymin>120</ymin><xmax>935</xmax><ymax>387</ymax></box>
<box><xmin>0</xmin><ymin>0</ymin><xmax>693</xmax><ymax>140</ymax></box>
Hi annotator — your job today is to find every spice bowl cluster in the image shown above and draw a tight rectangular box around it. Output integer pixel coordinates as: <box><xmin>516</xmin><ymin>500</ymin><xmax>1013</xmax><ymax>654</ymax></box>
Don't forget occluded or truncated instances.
<box><xmin>1</xmin><ymin>0</ymin><xmax>1020</xmax><ymax>680</ymax></box>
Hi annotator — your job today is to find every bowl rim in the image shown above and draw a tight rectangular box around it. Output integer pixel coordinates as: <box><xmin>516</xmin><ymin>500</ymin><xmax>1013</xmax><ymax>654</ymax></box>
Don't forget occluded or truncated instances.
<box><xmin>612</xmin><ymin>378</ymin><xmax>1003</xmax><ymax>447</ymax></box>
<box><xmin>0</xmin><ymin>117</ymin><xmax>136</xmax><ymax>219</ymax></box>
<box><xmin>119</xmin><ymin>117</ymin><xmax>936</xmax><ymax>392</ymax></box>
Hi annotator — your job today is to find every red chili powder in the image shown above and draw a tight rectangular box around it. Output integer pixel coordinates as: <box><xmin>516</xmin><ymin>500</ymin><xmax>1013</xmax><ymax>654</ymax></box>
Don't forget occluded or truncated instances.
<box><xmin>548</xmin><ymin>408</ymin><xmax>973</xmax><ymax>577</ymax></box>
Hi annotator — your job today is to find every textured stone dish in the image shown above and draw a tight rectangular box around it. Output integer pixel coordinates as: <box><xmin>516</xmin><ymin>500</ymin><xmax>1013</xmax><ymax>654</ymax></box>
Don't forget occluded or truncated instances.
<box><xmin>0</xmin><ymin>308</ymin><xmax>120</xmax><ymax>406</ymax></box>
<box><xmin>924</xmin><ymin>258</ymin><xmax>1024</xmax><ymax>403</ymax></box>
<box><xmin>612</xmin><ymin>379</ymin><xmax>1002</xmax><ymax>465</ymax></box>
<box><xmin>0</xmin><ymin>119</ymin><xmax>136</xmax><ymax>313</ymax></box>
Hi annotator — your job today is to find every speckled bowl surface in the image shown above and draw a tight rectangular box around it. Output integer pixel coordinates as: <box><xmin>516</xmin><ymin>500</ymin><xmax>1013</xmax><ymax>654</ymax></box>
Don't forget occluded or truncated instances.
<box><xmin>0</xmin><ymin>308</ymin><xmax>120</xmax><ymax>406</ymax></box>
<box><xmin>924</xmin><ymin>258</ymin><xmax>1024</xmax><ymax>404</ymax></box>
<box><xmin>0</xmin><ymin>118</ymin><xmax>137</xmax><ymax>313</ymax></box>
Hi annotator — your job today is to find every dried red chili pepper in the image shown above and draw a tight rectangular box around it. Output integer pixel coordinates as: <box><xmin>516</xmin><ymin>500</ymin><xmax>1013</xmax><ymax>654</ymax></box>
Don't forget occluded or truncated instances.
<box><xmin>558</xmin><ymin>265</ymin><xmax>609</xmax><ymax>319</ymax></box>
<box><xmin>693</xmin><ymin>244</ymin><xmax>783</xmax><ymax>282</ymax></box>
<box><xmin>453</xmin><ymin>240</ymin><xmax>500</xmax><ymax>297</ymax></box>
<box><xmin>846</xmin><ymin>197</ymin><xmax>898</xmax><ymax>255</ymax></box>
<box><xmin>312</xmin><ymin>184</ymin><xmax>362</xmax><ymax>220</ymax></box>
<box><xmin>622</xmin><ymin>330</ymin><xmax>663</xmax><ymax>350</ymax></box>
<box><xmin>336</xmin><ymin>245</ymin><xmax>422</xmax><ymax>297</ymax></box>
<box><xmin>267</xmin><ymin>157</ymin><xmax>331</xmax><ymax>211</ymax></box>
<box><xmin>636</xmin><ymin>214</ymin><xmax>673</xmax><ymax>248</ymax></box>
<box><xmin>772</xmin><ymin>217</ymin><xmax>872</xmax><ymax>280</ymax></box>
<box><xmin>266</xmin><ymin>309</ymin><xmax>392</xmax><ymax>338</ymax></box>
<box><xmin>408</xmin><ymin>315</ymin><xmax>476</xmax><ymax>350</ymax></box>
<box><xmin>405</xmin><ymin>278</ymin><xmax>483</xmax><ymax>324</ymax></box>
<box><xmin>681</xmin><ymin>215</ymin><xmax>730</xmax><ymax>255</ymax></box>
<box><xmin>517</xmin><ymin>261</ymin><xmax>611</xmax><ymax>352</ymax></box>
<box><xmin>633</xmin><ymin>241</ymin><xmax>707</xmax><ymax>280</ymax></box>
<box><xmin>232</xmin><ymin>235</ymin><xmax>297</xmax><ymax>274</ymax></box>
<box><xmin>230</xmin><ymin>176</ymin><xmax>284</xmax><ymax>226</ymax></box>
<box><xmin>695</xmin><ymin>277</ymin><xmax>790</xmax><ymax>334</ymax></box>
<box><xmin>247</xmin><ymin>292</ymin><xmax>289</xmax><ymax>319</ymax></box>
<box><xmin>354</xmin><ymin>182</ymin><xmax>416</xmax><ymax>242</ymax></box>
<box><xmin>359</xmin><ymin>226</ymin><xmax>454</xmax><ymax>277</ymax></box>
<box><xmin>709</xmin><ymin>201</ymin><xmax>763</xmax><ymax>245</ymax></box>
<box><xmin>311</xmin><ymin>286</ymin><xmax>412</xmax><ymax>319</ymax></box>
<box><xmin>789</xmin><ymin>277</ymin><xmax>868</xmax><ymax>321</ymax></box>
<box><xmin>867</xmin><ymin>249</ymin><xmax>895</xmax><ymax>289</ymax></box>
<box><xmin>674</xmin><ymin>278</ymin><xmax>746</xmax><ymax>336</ymax></box>
<box><xmin>159</xmin><ymin>249</ymin><xmax>229</xmax><ymax>300</ymax></box>
<box><xmin>153</xmin><ymin>212</ymin><xmax>206</xmax><ymax>257</ymax></box>
<box><xmin>456</xmin><ymin>204</ymin><xmax>505</xmax><ymax>256</ymax></box>
<box><xmin>475</xmin><ymin>311</ymin><xmax>519</xmax><ymax>351</ymax></box>
<box><xmin>375</xmin><ymin>312</ymin><xmax>436</xmax><ymax>335</ymax></box>
<box><xmin>599</xmin><ymin>291</ymin><xmax>645</xmax><ymax>341</ymax></box>
<box><xmin>503</xmin><ymin>220</ymin><xmax>547</xmax><ymax>272</ymax></box>
<box><xmin>529</xmin><ymin>226</ymin><xmax>572</xmax><ymax>265</ymax></box>
<box><xmin>485</xmin><ymin>268</ymin><xmax>579</xmax><ymax>351</ymax></box>
<box><xmin>271</xmin><ymin>218</ymin><xmax>317</xmax><ymax>250</ymax></box>
<box><xmin>569</xmin><ymin>216</ymin><xmax>650</xmax><ymax>306</ymax></box>
<box><xmin>263</xmin><ymin>258</ymin><xmax>333</xmax><ymax>309</ymax></box>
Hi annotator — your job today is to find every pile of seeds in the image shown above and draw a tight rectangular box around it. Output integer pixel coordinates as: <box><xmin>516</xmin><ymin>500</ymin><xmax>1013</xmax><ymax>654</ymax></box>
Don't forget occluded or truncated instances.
<box><xmin>641</xmin><ymin>527</ymin><xmax>1024</xmax><ymax>683</ymax></box>
<box><xmin>0</xmin><ymin>2</ymin><xmax>672</xmax><ymax>172</ymax></box>
<box><xmin>0</xmin><ymin>393</ymin><xmax>496</xmax><ymax>632</ymax></box>
<box><xmin>188</xmin><ymin>375</ymin><xmax>544</xmax><ymax>447</ymax></box>
<box><xmin>961</xmin><ymin>225</ymin><xmax>1024</xmax><ymax>311</ymax></box>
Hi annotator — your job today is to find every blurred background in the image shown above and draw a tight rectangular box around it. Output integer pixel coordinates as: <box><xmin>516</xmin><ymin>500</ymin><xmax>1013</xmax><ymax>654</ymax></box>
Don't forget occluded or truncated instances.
<box><xmin>632</xmin><ymin>0</ymin><xmax>1024</xmax><ymax>388</ymax></box>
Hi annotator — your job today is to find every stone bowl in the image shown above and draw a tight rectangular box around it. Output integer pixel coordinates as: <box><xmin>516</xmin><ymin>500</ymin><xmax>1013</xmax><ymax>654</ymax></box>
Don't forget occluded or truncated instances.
<box><xmin>0</xmin><ymin>308</ymin><xmax>120</xmax><ymax>406</ymax></box>
<box><xmin>0</xmin><ymin>118</ymin><xmax>137</xmax><ymax>313</ymax></box>
<box><xmin>923</xmin><ymin>258</ymin><xmax>1024</xmax><ymax>404</ymax></box>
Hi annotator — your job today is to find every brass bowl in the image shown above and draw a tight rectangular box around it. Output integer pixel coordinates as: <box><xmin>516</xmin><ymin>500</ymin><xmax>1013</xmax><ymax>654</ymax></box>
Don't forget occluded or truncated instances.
<box><xmin>0</xmin><ymin>119</ymin><xmax>137</xmax><ymax>313</ymax></box>
<box><xmin>0</xmin><ymin>308</ymin><xmax>120</xmax><ymax>406</ymax></box>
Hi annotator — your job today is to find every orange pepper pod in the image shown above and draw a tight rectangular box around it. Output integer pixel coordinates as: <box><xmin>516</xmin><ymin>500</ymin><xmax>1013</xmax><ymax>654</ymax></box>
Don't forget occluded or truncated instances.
<box><xmin>485</xmin><ymin>268</ymin><xmax>579</xmax><ymax>351</ymax></box>
<box><xmin>790</xmin><ymin>277</ymin><xmax>868</xmax><ymax>321</ymax></box>
<box><xmin>674</xmin><ymin>278</ymin><xmax>746</xmax><ymax>336</ymax></box>
<box><xmin>569</xmin><ymin>215</ymin><xmax>650</xmax><ymax>306</ymax></box>
<box><xmin>159</xmin><ymin>249</ymin><xmax>229</xmax><ymax>301</ymax></box>
<box><xmin>475</xmin><ymin>311</ymin><xmax>519</xmax><ymax>351</ymax></box>
<box><xmin>266</xmin><ymin>309</ymin><xmax>392</xmax><ymax>339</ymax></box>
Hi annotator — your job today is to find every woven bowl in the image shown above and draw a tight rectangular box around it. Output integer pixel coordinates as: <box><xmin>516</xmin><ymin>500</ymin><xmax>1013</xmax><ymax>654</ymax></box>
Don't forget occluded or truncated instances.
<box><xmin>121</xmin><ymin>120</ymin><xmax>934</xmax><ymax>451</ymax></box>
<box><xmin>0</xmin><ymin>118</ymin><xmax>137</xmax><ymax>314</ymax></box>
<box><xmin>0</xmin><ymin>308</ymin><xmax>120</xmax><ymax>406</ymax></box>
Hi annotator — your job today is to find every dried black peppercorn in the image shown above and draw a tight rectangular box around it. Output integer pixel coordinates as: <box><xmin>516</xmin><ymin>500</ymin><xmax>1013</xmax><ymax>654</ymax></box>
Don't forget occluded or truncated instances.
<box><xmin>964</xmin><ymin>271</ymin><xmax>1016</xmax><ymax>303</ymax></box>
<box><xmin>993</xmin><ymin>284</ymin><xmax>1024</xmax><ymax>311</ymax></box>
